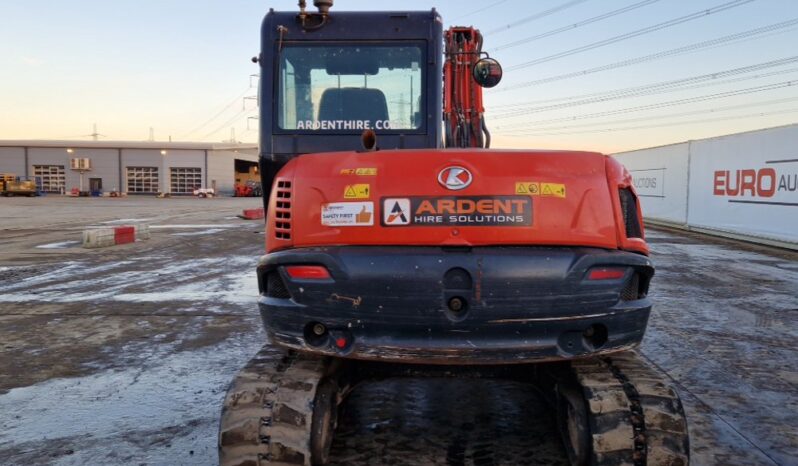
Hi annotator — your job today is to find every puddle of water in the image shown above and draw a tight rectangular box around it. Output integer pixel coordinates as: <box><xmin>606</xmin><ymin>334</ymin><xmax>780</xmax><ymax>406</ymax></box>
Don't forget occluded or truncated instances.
<box><xmin>101</xmin><ymin>218</ymin><xmax>157</xmax><ymax>224</ymax></box>
<box><xmin>112</xmin><ymin>271</ymin><xmax>258</xmax><ymax>305</ymax></box>
<box><xmin>0</xmin><ymin>333</ymin><xmax>261</xmax><ymax>465</ymax></box>
<box><xmin>35</xmin><ymin>241</ymin><xmax>81</xmax><ymax>249</ymax></box>
<box><xmin>171</xmin><ymin>229</ymin><xmax>226</xmax><ymax>237</ymax></box>
<box><xmin>149</xmin><ymin>224</ymin><xmax>241</xmax><ymax>229</ymax></box>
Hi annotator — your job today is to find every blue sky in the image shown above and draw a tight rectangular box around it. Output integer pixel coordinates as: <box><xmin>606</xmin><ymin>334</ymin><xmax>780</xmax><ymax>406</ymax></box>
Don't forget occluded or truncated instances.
<box><xmin>1</xmin><ymin>0</ymin><xmax>797</xmax><ymax>152</ymax></box>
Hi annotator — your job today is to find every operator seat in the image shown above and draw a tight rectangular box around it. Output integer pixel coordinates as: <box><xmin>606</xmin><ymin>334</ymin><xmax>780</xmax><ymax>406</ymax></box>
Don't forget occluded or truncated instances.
<box><xmin>318</xmin><ymin>88</ymin><xmax>389</xmax><ymax>127</ymax></box>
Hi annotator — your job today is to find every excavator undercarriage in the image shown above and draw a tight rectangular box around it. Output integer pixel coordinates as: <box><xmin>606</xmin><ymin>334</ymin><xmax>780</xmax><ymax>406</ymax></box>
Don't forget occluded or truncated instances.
<box><xmin>219</xmin><ymin>347</ymin><xmax>688</xmax><ymax>466</ymax></box>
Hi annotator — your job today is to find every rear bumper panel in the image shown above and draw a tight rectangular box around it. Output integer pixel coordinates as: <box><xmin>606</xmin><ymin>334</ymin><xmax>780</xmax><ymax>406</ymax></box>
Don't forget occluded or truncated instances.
<box><xmin>257</xmin><ymin>246</ymin><xmax>653</xmax><ymax>364</ymax></box>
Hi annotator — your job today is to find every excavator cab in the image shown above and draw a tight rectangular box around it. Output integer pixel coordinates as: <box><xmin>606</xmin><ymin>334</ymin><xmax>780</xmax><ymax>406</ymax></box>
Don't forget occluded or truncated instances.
<box><xmin>256</xmin><ymin>8</ymin><xmax>443</xmax><ymax>201</ymax></box>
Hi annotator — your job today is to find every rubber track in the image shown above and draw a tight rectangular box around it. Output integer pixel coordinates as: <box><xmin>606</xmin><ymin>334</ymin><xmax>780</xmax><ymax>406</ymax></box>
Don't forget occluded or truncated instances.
<box><xmin>219</xmin><ymin>345</ymin><xmax>331</xmax><ymax>466</ymax></box>
<box><xmin>572</xmin><ymin>351</ymin><xmax>690</xmax><ymax>466</ymax></box>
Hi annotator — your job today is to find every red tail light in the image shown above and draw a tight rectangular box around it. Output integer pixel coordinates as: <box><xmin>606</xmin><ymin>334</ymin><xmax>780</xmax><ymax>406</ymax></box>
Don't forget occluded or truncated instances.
<box><xmin>587</xmin><ymin>268</ymin><xmax>627</xmax><ymax>280</ymax></box>
<box><xmin>285</xmin><ymin>265</ymin><xmax>331</xmax><ymax>280</ymax></box>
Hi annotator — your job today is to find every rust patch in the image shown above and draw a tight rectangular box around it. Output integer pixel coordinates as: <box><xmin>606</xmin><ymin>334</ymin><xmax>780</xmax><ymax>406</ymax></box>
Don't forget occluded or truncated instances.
<box><xmin>329</xmin><ymin>293</ymin><xmax>362</xmax><ymax>307</ymax></box>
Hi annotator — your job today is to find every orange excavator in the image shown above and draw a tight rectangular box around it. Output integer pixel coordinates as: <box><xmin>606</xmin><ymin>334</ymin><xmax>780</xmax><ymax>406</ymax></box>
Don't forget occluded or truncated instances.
<box><xmin>218</xmin><ymin>2</ymin><xmax>689</xmax><ymax>465</ymax></box>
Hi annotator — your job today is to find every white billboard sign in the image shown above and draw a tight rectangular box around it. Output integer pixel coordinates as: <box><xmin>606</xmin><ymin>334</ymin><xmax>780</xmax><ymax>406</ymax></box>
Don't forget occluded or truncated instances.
<box><xmin>613</xmin><ymin>143</ymin><xmax>690</xmax><ymax>226</ymax></box>
<box><xmin>687</xmin><ymin>125</ymin><xmax>798</xmax><ymax>243</ymax></box>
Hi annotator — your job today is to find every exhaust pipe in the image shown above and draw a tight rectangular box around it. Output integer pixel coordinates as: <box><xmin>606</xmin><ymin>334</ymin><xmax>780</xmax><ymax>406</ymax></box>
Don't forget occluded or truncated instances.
<box><xmin>297</xmin><ymin>0</ymin><xmax>332</xmax><ymax>30</ymax></box>
<box><xmin>298</xmin><ymin>0</ymin><xmax>333</xmax><ymax>15</ymax></box>
<box><xmin>314</xmin><ymin>0</ymin><xmax>333</xmax><ymax>14</ymax></box>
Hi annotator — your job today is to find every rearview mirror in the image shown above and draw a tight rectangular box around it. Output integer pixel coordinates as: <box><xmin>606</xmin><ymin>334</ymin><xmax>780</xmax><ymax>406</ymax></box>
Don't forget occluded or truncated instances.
<box><xmin>472</xmin><ymin>58</ymin><xmax>502</xmax><ymax>88</ymax></box>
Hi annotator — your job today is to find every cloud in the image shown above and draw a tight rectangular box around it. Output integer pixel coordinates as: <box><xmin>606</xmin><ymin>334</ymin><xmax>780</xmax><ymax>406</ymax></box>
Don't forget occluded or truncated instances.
<box><xmin>21</xmin><ymin>56</ymin><xmax>44</xmax><ymax>66</ymax></box>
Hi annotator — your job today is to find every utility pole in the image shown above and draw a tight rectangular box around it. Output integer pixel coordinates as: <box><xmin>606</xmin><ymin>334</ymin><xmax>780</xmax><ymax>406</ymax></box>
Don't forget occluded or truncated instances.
<box><xmin>87</xmin><ymin>123</ymin><xmax>106</xmax><ymax>141</ymax></box>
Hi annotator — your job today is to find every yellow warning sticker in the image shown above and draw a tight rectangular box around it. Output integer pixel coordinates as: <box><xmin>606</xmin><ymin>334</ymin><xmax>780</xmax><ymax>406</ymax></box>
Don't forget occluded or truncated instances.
<box><xmin>515</xmin><ymin>182</ymin><xmax>540</xmax><ymax>195</ymax></box>
<box><xmin>515</xmin><ymin>181</ymin><xmax>565</xmax><ymax>198</ymax></box>
<box><xmin>340</xmin><ymin>168</ymin><xmax>378</xmax><ymax>176</ymax></box>
<box><xmin>344</xmin><ymin>184</ymin><xmax>370</xmax><ymax>199</ymax></box>
<box><xmin>541</xmin><ymin>182</ymin><xmax>566</xmax><ymax>198</ymax></box>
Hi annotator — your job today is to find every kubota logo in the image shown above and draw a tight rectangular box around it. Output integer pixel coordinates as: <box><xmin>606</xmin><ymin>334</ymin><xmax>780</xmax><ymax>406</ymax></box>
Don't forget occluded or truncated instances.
<box><xmin>438</xmin><ymin>166</ymin><xmax>472</xmax><ymax>190</ymax></box>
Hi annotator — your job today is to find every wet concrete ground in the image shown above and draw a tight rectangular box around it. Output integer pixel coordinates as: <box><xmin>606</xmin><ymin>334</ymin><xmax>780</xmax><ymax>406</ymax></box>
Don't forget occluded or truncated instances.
<box><xmin>0</xmin><ymin>197</ymin><xmax>796</xmax><ymax>466</ymax></box>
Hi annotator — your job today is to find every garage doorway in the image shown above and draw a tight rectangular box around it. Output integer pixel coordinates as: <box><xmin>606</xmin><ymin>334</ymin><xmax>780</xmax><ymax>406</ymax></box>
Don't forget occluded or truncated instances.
<box><xmin>33</xmin><ymin>165</ymin><xmax>65</xmax><ymax>193</ymax></box>
<box><xmin>235</xmin><ymin>159</ymin><xmax>259</xmax><ymax>185</ymax></box>
<box><xmin>126</xmin><ymin>167</ymin><xmax>159</xmax><ymax>194</ymax></box>
<box><xmin>170</xmin><ymin>167</ymin><xmax>202</xmax><ymax>194</ymax></box>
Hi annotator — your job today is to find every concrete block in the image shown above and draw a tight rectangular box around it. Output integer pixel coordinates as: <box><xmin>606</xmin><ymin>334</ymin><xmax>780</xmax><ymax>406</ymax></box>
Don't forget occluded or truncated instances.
<box><xmin>133</xmin><ymin>224</ymin><xmax>151</xmax><ymax>240</ymax></box>
<box><xmin>82</xmin><ymin>228</ymin><xmax>116</xmax><ymax>248</ymax></box>
<box><xmin>241</xmin><ymin>208</ymin><xmax>265</xmax><ymax>220</ymax></box>
<box><xmin>82</xmin><ymin>224</ymin><xmax>150</xmax><ymax>248</ymax></box>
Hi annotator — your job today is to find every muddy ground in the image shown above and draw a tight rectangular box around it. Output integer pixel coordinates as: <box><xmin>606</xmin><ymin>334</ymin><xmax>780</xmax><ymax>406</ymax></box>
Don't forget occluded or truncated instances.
<box><xmin>0</xmin><ymin>197</ymin><xmax>796</xmax><ymax>466</ymax></box>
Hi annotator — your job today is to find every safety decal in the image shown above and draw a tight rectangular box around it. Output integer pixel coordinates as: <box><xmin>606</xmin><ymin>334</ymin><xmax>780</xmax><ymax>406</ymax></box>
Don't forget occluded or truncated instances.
<box><xmin>344</xmin><ymin>184</ymin><xmax>370</xmax><ymax>199</ymax></box>
<box><xmin>321</xmin><ymin>202</ymin><xmax>374</xmax><ymax>226</ymax></box>
<box><xmin>381</xmin><ymin>196</ymin><xmax>531</xmax><ymax>227</ymax></box>
<box><xmin>515</xmin><ymin>182</ymin><xmax>540</xmax><ymax>195</ymax></box>
<box><xmin>340</xmin><ymin>168</ymin><xmax>378</xmax><ymax>176</ymax></box>
<box><xmin>515</xmin><ymin>181</ymin><xmax>566</xmax><ymax>198</ymax></box>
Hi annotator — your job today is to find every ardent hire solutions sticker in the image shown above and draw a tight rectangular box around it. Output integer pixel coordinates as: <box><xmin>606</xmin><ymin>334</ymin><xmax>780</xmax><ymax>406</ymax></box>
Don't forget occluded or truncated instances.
<box><xmin>321</xmin><ymin>202</ymin><xmax>374</xmax><ymax>226</ymax></box>
<box><xmin>381</xmin><ymin>196</ymin><xmax>531</xmax><ymax>227</ymax></box>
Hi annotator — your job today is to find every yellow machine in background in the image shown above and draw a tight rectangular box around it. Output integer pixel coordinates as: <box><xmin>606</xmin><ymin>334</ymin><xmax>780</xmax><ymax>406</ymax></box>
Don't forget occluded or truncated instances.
<box><xmin>0</xmin><ymin>174</ymin><xmax>38</xmax><ymax>197</ymax></box>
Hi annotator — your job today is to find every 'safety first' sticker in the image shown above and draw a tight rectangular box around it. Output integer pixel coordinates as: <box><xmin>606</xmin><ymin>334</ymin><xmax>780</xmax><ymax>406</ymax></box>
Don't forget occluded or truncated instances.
<box><xmin>321</xmin><ymin>202</ymin><xmax>374</xmax><ymax>226</ymax></box>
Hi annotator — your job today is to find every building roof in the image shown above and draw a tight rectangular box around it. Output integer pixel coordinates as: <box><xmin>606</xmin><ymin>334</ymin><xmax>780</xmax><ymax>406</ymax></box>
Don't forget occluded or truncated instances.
<box><xmin>0</xmin><ymin>139</ymin><xmax>257</xmax><ymax>151</ymax></box>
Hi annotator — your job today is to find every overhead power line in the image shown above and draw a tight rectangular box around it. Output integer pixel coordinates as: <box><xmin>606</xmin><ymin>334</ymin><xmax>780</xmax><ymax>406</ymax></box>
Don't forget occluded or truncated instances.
<box><xmin>492</xmin><ymin>56</ymin><xmax>798</xmax><ymax>119</ymax></box>
<box><xmin>506</xmin><ymin>0</ymin><xmax>755</xmax><ymax>72</ymax></box>
<box><xmin>495</xmin><ymin>96</ymin><xmax>798</xmax><ymax>135</ymax></box>
<box><xmin>201</xmin><ymin>108</ymin><xmax>256</xmax><ymax>141</ymax></box>
<box><xmin>181</xmin><ymin>87</ymin><xmax>251</xmax><ymax>138</ymax></box>
<box><xmin>492</xmin><ymin>0</ymin><xmax>661</xmax><ymax>52</ymax></box>
<box><xmin>494</xmin><ymin>56</ymin><xmax>798</xmax><ymax>110</ymax></box>
<box><xmin>494</xmin><ymin>18</ymin><xmax>798</xmax><ymax>92</ymax></box>
<box><xmin>453</xmin><ymin>0</ymin><xmax>511</xmax><ymax>21</ymax></box>
<box><xmin>494</xmin><ymin>81</ymin><xmax>798</xmax><ymax>131</ymax></box>
<box><xmin>486</xmin><ymin>0</ymin><xmax>589</xmax><ymax>35</ymax></box>
<box><xmin>499</xmin><ymin>106</ymin><xmax>798</xmax><ymax>137</ymax></box>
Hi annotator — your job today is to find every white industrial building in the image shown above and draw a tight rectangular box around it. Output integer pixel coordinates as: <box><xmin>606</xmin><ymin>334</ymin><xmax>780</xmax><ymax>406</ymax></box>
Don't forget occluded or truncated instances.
<box><xmin>0</xmin><ymin>140</ymin><xmax>258</xmax><ymax>196</ymax></box>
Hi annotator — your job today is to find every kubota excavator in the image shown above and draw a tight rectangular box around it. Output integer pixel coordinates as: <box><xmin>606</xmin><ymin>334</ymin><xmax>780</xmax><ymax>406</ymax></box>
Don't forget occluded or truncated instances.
<box><xmin>219</xmin><ymin>2</ymin><xmax>690</xmax><ymax>465</ymax></box>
